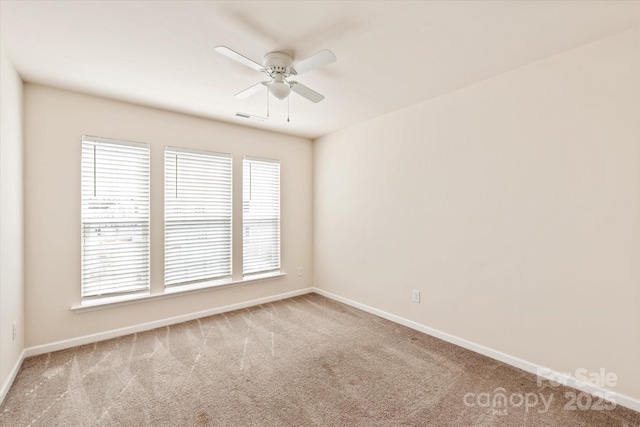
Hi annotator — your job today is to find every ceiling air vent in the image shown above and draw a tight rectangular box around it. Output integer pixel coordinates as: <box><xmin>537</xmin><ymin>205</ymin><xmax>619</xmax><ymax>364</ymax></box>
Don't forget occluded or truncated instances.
<box><xmin>235</xmin><ymin>112</ymin><xmax>267</xmax><ymax>122</ymax></box>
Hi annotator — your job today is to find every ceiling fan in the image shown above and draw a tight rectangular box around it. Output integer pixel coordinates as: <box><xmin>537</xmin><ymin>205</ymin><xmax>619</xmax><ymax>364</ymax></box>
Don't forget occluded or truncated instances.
<box><xmin>214</xmin><ymin>46</ymin><xmax>336</xmax><ymax>104</ymax></box>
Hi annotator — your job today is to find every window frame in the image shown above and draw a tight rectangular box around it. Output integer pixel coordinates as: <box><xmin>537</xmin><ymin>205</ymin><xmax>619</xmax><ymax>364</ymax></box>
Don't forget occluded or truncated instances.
<box><xmin>164</xmin><ymin>146</ymin><xmax>233</xmax><ymax>289</ymax></box>
<box><xmin>242</xmin><ymin>156</ymin><xmax>281</xmax><ymax>277</ymax></box>
<box><xmin>80</xmin><ymin>135</ymin><xmax>151</xmax><ymax>302</ymax></box>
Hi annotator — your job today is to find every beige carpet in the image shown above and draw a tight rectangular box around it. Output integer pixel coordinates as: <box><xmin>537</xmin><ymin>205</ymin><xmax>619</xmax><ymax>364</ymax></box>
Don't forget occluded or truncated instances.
<box><xmin>1</xmin><ymin>294</ymin><xmax>639</xmax><ymax>426</ymax></box>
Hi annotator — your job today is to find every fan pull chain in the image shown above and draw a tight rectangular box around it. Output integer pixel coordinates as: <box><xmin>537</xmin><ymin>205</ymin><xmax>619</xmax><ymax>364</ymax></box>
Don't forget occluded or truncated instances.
<box><xmin>266</xmin><ymin>86</ymin><xmax>270</xmax><ymax>118</ymax></box>
<box><xmin>287</xmin><ymin>96</ymin><xmax>290</xmax><ymax>122</ymax></box>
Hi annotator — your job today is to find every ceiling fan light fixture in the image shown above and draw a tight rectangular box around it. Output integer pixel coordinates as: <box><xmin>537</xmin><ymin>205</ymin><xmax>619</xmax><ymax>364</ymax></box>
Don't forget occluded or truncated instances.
<box><xmin>269</xmin><ymin>81</ymin><xmax>290</xmax><ymax>100</ymax></box>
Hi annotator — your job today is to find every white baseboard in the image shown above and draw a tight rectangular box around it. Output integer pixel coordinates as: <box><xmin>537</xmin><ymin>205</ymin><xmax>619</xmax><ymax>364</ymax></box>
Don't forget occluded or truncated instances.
<box><xmin>25</xmin><ymin>287</ymin><xmax>313</xmax><ymax>358</ymax></box>
<box><xmin>312</xmin><ymin>287</ymin><xmax>640</xmax><ymax>413</ymax></box>
<box><xmin>0</xmin><ymin>349</ymin><xmax>26</xmax><ymax>404</ymax></box>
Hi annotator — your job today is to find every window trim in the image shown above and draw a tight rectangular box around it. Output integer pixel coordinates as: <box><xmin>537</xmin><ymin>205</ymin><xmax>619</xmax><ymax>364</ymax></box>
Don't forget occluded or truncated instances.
<box><xmin>71</xmin><ymin>271</ymin><xmax>286</xmax><ymax>313</ymax></box>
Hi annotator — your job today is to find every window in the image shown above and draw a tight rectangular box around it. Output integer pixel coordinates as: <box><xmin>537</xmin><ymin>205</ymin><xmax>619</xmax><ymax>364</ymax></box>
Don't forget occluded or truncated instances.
<box><xmin>243</xmin><ymin>157</ymin><xmax>280</xmax><ymax>276</ymax></box>
<box><xmin>165</xmin><ymin>147</ymin><xmax>232</xmax><ymax>287</ymax></box>
<box><xmin>81</xmin><ymin>136</ymin><xmax>150</xmax><ymax>301</ymax></box>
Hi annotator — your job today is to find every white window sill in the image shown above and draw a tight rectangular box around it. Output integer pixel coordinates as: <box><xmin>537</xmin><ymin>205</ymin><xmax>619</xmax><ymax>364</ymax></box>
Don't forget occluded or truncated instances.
<box><xmin>71</xmin><ymin>272</ymin><xmax>286</xmax><ymax>313</ymax></box>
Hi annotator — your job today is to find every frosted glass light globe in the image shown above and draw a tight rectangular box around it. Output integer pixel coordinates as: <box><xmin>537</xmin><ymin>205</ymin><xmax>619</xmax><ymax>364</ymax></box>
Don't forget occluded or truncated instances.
<box><xmin>269</xmin><ymin>81</ymin><xmax>290</xmax><ymax>100</ymax></box>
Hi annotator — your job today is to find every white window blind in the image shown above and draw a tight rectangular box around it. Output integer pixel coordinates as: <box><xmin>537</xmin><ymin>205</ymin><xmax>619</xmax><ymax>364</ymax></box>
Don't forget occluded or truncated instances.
<box><xmin>243</xmin><ymin>156</ymin><xmax>280</xmax><ymax>276</ymax></box>
<box><xmin>81</xmin><ymin>136</ymin><xmax>150</xmax><ymax>300</ymax></box>
<box><xmin>165</xmin><ymin>147</ymin><xmax>232</xmax><ymax>287</ymax></box>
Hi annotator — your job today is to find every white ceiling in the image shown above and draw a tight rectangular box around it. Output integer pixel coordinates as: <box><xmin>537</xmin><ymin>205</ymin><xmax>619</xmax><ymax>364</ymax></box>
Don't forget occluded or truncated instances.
<box><xmin>1</xmin><ymin>1</ymin><xmax>639</xmax><ymax>139</ymax></box>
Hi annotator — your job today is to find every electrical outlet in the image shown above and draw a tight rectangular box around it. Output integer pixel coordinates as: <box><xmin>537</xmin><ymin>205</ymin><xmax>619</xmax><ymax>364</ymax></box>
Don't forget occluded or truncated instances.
<box><xmin>412</xmin><ymin>290</ymin><xmax>420</xmax><ymax>303</ymax></box>
<box><xmin>297</xmin><ymin>267</ymin><xmax>303</xmax><ymax>277</ymax></box>
<box><xmin>12</xmin><ymin>323</ymin><xmax>16</xmax><ymax>341</ymax></box>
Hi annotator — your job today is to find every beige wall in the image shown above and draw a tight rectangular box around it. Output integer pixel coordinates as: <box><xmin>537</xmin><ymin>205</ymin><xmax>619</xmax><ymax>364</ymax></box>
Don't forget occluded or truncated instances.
<box><xmin>0</xmin><ymin>43</ymin><xmax>25</xmax><ymax>391</ymax></box>
<box><xmin>314</xmin><ymin>27</ymin><xmax>640</xmax><ymax>400</ymax></box>
<box><xmin>24</xmin><ymin>85</ymin><xmax>313</xmax><ymax>347</ymax></box>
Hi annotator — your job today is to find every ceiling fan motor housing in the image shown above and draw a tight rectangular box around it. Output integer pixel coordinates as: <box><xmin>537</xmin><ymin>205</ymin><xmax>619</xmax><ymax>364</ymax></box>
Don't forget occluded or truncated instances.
<box><xmin>264</xmin><ymin>52</ymin><xmax>294</xmax><ymax>76</ymax></box>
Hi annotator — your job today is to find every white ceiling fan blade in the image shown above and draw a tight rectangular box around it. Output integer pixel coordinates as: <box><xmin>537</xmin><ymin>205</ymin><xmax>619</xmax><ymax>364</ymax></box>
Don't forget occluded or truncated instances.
<box><xmin>214</xmin><ymin>46</ymin><xmax>263</xmax><ymax>72</ymax></box>
<box><xmin>293</xmin><ymin>49</ymin><xmax>336</xmax><ymax>75</ymax></box>
<box><xmin>290</xmin><ymin>82</ymin><xmax>325</xmax><ymax>103</ymax></box>
<box><xmin>235</xmin><ymin>81</ymin><xmax>268</xmax><ymax>99</ymax></box>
